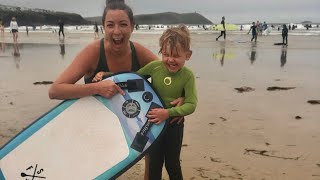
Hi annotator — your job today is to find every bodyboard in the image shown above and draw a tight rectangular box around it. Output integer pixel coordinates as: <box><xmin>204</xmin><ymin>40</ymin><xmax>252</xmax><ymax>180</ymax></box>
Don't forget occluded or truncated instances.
<box><xmin>0</xmin><ymin>72</ymin><xmax>167</xmax><ymax>180</ymax></box>
<box><xmin>214</xmin><ymin>24</ymin><xmax>238</xmax><ymax>31</ymax></box>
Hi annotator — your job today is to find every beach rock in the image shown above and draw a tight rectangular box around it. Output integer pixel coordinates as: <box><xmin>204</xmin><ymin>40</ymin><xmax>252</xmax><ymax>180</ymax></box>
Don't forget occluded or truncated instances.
<box><xmin>33</xmin><ymin>81</ymin><xmax>53</xmax><ymax>85</ymax></box>
<box><xmin>234</xmin><ymin>86</ymin><xmax>255</xmax><ymax>93</ymax></box>
<box><xmin>307</xmin><ymin>100</ymin><xmax>320</xmax><ymax>105</ymax></box>
<box><xmin>295</xmin><ymin>116</ymin><xmax>302</xmax><ymax>120</ymax></box>
<box><xmin>267</xmin><ymin>86</ymin><xmax>296</xmax><ymax>91</ymax></box>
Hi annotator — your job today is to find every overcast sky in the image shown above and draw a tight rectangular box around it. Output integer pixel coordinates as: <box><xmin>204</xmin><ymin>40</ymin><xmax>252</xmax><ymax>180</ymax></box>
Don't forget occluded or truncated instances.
<box><xmin>1</xmin><ymin>0</ymin><xmax>319</xmax><ymax>23</ymax></box>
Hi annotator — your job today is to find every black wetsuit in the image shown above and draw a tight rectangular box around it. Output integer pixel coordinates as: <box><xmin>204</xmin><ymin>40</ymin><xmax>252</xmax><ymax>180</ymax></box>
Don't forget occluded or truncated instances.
<box><xmin>84</xmin><ymin>38</ymin><xmax>140</xmax><ymax>84</ymax></box>
<box><xmin>94</xmin><ymin>23</ymin><xmax>99</xmax><ymax>33</ymax></box>
<box><xmin>282</xmin><ymin>27</ymin><xmax>288</xmax><ymax>45</ymax></box>
<box><xmin>58</xmin><ymin>21</ymin><xmax>64</xmax><ymax>37</ymax></box>
<box><xmin>250</xmin><ymin>25</ymin><xmax>257</xmax><ymax>42</ymax></box>
<box><xmin>216</xmin><ymin>19</ymin><xmax>226</xmax><ymax>40</ymax></box>
<box><xmin>149</xmin><ymin>120</ymin><xmax>184</xmax><ymax>180</ymax></box>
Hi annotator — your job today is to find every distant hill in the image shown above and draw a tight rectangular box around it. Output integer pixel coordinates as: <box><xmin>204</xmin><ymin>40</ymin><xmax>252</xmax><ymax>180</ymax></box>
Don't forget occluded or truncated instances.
<box><xmin>86</xmin><ymin>12</ymin><xmax>213</xmax><ymax>25</ymax></box>
<box><xmin>0</xmin><ymin>4</ymin><xmax>212</xmax><ymax>26</ymax></box>
<box><xmin>0</xmin><ymin>4</ymin><xmax>89</xmax><ymax>26</ymax></box>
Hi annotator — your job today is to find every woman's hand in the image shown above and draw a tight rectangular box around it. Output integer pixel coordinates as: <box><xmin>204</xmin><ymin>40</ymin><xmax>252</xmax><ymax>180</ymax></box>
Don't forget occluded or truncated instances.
<box><xmin>96</xmin><ymin>80</ymin><xmax>125</xmax><ymax>98</ymax></box>
<box><xmin>169</xmin><ymin>97</ymin><xmax>185</xmax><ymax>124</ymax></box>
<box><xmin>170</xmin><ymin>97</ymin><xmax>184</xmax><ymax>107</ymax></box>
<box><xmin>147</xmin><ymin>108</ymin><xmax>169</xmax><ymax>125</ymax></box>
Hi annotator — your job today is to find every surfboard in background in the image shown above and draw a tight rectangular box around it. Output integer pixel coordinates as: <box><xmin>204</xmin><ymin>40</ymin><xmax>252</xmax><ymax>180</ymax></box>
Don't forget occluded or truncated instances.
<box><xmin>213</xmin><ymin>52</ymin><xmax>236</xmax><ymax>60</ymax></box>
<box><xmin>0</xmin><ymin>72</ymin><xmax>167</xmax><ymax>180</ymax></box>
<box><xmin>213</xmin><ymin>24</ymin><xmax>238</xmax><ymax>31</ymax></box>
<box><xmin>274</xmin><ymin>42</ymin><xmax>286</xmax><ymax>45</ymax></box>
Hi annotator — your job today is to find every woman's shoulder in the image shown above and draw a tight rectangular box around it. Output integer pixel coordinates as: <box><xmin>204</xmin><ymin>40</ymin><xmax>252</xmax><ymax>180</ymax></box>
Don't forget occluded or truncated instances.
<box><xmin>76</xmin><ymin>39</ymin><xmax>101</xmax><ymax>61</ymax></box>
<box><xmin>88</xmin><ymin>39</ymin><xmax>101</xmax><ymax>48</ymax></box>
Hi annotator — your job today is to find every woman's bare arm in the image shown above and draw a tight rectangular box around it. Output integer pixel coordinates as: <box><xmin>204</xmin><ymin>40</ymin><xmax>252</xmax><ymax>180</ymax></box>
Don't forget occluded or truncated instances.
<box><xmin>48</xmin><ymin>40</ymin><xmax>123</xmax><ymax>99</ymax></box>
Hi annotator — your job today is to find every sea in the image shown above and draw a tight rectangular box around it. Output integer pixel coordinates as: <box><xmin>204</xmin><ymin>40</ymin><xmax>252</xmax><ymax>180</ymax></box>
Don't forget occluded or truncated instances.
<box><xmin>3</xmin><ymin>23</ymin><xmax>320</xmax><ymax>36</ymax></box>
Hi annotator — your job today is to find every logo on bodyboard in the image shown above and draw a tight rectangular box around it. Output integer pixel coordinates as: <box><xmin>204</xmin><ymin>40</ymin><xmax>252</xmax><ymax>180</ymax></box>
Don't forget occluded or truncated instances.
<box><xmin>122</xmin><ymin>99</ymin><xmax>141</xmax><ymax>118</ymax></box>
<box><xmin>21</xmin><ymin>164</ymin><xmax>46</xmax><ymax>179</ymax></box>
<box><xmin>142</xmin><ymin>91</ymin><xmax>153</xmax><ymax>102</ymax></box>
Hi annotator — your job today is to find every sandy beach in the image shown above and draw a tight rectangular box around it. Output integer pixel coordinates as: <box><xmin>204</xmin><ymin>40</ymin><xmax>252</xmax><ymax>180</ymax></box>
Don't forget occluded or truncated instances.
<box><xmin>1</xmin><ymin>31</ymin><xmax>320</xmax><ymax>179</ymax></box>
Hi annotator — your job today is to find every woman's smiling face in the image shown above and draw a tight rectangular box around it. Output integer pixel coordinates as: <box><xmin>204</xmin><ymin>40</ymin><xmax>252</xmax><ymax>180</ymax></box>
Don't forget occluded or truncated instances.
<box><xmin>104</xmin><ymin>10</ymin><xmax>133</xmax><ymax>52</ymax></box>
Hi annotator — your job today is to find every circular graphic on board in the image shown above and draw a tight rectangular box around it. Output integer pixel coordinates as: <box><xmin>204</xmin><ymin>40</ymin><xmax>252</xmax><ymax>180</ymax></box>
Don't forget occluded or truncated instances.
<box><xmin>122</xmin><ymin>99</ymin><xmax>141</xmax><ymax>118</ymax></box>
<box><xmin>142</xmin><ymin>92</ymin><xmax>153</xmax><ymax>102</ymax></box>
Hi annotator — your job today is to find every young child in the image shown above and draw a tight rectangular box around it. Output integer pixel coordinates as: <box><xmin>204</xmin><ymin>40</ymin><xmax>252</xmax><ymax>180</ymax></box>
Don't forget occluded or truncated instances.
<box><xmin>93</xmin><ymin>24</ymin><xmax>197</xmax><ymax>180</ymax></box>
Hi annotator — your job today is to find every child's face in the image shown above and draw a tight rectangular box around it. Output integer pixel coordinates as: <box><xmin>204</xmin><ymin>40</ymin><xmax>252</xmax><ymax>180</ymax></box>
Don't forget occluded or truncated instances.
<box><xmin>161</xmin><ymin>43</ymin><xmax>192</xmax><ymax>73</ymax></box>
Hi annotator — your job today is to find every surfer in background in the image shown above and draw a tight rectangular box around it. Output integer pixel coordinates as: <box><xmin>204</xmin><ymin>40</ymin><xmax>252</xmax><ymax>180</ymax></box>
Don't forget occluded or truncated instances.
<box><xmin>216</xmin><ymin>16</ymin><xmax>226</xmax><ymax>41</ymax></box>
<box><xmin>248</xmin><ymin>21</ymin><xmax>257</xmax><ymax>42</ymax></box>
<box><xmin>93</xmin><ymin>24</ymin><xmax>197</xmax><ymax>180</ymax></box>
<box><xmin>94</xmin><ymin>21</ymin><xmax>99</xmax><ymax>39</ymax></box>
<box><xmin>0</xmin><ymin>19</ymin><xmax>4</xmax><ymax>37</ymax></box>
<box><xmin>10</xmin><ymin>17</ymin><xmax>19</xmax><ymax>43</ymax></box>
<box><xmin>58</xmin><ymin>19</ymin><xmax>65</xmax><ymax>39</ymax></box>
<box><xmin>282</xmin><ymin>24</ymin><xmax>288</xmax><ymax>45</ymax></box>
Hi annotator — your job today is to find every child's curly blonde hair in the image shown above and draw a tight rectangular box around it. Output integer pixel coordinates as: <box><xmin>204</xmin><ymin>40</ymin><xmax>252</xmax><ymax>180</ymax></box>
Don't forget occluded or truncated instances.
<box><xmin>159</xmin><ymin>24</ymin><xmax>191</xmax><ymax>54</ymax></box>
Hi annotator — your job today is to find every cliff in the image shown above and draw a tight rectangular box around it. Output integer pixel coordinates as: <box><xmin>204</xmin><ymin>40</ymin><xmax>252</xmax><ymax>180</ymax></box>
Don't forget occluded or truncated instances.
<box><xmin>134</xmin><ymin>12</ymin><xmax>212</xmax><ymax>25</ymax></box>
<box><xmin>86</xmin><ymin>12</ymin><xmax>213</xmax><ymax>25</ymax></box>
<box><xmin>0</xmin><ymin>4</ymin><xmax>89</xmax><ymax>26</ymax></box>
<box><xmin>0</xmin><ymin>4</ymin><xmax>212</xmax><ymax>26</ymax></box>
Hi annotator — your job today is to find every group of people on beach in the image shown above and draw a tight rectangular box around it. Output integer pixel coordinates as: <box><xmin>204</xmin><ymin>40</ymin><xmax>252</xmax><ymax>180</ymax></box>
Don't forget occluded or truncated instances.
<box><xmin>49</xmin><ymin>0</ymin><xmax>197</xmax><ymax>179</ymax></box>
<box><xmin>0</xmin><ymin>17</ymin><xmax>20</xmax><ymax>43</ymax></box>
<box><xmin>0</xmin><ymin>17</ymin><xmax>21</xmax><ymax>57</ymax></box>
<box><xmin>215</xmin><ymin>16</ymin><xmax>288</xmax><ymax>45</ymax></box>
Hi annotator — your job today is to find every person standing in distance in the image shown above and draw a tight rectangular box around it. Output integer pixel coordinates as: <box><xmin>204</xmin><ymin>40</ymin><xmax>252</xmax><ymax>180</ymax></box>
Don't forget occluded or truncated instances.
<box><xmin>216</xmin><ymin>16</ymin><xmax>226</xmax><ymax>41</ymax></box>
<box><xmin>10</xmin><ymin>17</ymin><xmax>19</xmax><ymax>43</ymax></box>
<box><xmin>248</xmin><ymin>21</ymin><xmax>257</xmax><ymax>42</ymax></box>
<box><xmin>282</xmin><ymin>24</ymin><xmax>288</xmax><ymax>46</ymax></box>
<box><xmin>94</xmin><ymin>21</ymin><xmax>99</xmax><ymax>39</ymax></box>
<box><xmin>58</xmin><ymin>19</ymin><xmax>65</xmax><ymax>39</ymax></box>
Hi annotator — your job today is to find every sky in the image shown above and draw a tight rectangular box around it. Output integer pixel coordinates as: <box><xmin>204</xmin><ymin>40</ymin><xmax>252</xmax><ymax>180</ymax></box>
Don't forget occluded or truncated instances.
<box><xmin>0</xmin><ymin>0</ymin><xmax>319</xmax><ymax>23</ymax></box>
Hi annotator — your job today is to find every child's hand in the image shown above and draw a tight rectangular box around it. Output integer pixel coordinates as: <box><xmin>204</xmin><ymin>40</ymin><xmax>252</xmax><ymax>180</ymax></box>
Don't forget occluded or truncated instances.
<box><xmin>147</xmin><ymin>108</ymin><xmax>169</xmax><ymax>125</ymax></box>
<box><xmin>92</xmin><ymin>71</ymin><xmax>105</xmax><ymax>82</ymax></box>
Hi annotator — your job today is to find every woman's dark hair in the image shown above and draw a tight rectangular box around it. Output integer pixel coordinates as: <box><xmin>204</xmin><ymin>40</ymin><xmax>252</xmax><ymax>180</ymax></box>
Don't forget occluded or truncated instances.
<box><xmin>102</xmin><ymin>0</ymin><xmax>134</xmax><ymax>27</ymax></box>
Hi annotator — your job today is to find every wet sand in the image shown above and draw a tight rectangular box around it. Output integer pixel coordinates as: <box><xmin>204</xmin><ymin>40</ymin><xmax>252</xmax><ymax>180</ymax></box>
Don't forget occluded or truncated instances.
<box><xmin>1</xmin><ymin>31</ymin><xmax>320</xmax><ymax>179</ymax></box>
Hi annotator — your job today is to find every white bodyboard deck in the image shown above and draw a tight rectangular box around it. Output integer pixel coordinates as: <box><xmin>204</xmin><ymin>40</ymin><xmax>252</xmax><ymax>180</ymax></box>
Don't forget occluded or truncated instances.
<box><xmin>0</xmin><ymin>72</ymin><xmax>167</xmax><ymax>180</ymax></box>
